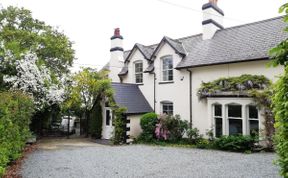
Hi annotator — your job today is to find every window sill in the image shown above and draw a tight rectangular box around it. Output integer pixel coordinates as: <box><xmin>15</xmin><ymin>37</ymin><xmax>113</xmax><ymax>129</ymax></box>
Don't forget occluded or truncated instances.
<box><xmin>136</xmin><ymin>83</ymin><xmax>144</xmax><ymax>86</ymax></box>
<box><xmin>158</xmin><ymin>81</ymin><xmax>174</xmax><ymax>85</ymax></box>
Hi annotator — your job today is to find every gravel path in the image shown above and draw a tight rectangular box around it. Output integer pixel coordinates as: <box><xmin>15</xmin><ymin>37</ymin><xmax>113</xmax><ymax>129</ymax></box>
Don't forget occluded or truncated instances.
<box><xmin>21</xmin><ymin>139</ymin><xmax>280</xmax><ymax>178</ymax></box>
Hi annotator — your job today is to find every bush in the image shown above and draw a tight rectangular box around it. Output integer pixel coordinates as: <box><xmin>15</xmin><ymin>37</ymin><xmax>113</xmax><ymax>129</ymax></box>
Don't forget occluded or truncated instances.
<box><xmin>112</xmin><ymin>107</ymin><xmax>126</xmax><ymax>145</ymax></box>
<box><xmin>214</xmin><ymin>135</ymin><xmax>257</xmax><ymax>152</ymax></box>
<box><xmin>187</xmin><ymin>128</ymin><xmax>203</xmax><ymax>144</ymax></box>
<box><xmin>138</xmin><ymin>112</ymin><xmax>158</xmax><ymax>142</ymax></box>
<box><xmin>156</xmin><ymin>114</ymin><xmax>188</xmax><ymax>141</ymax></box>
<box><xmin>89</xmin><ymin>102</ymin><xmax>102</xmax><ymax>139</ymax></box>
<box><xmin>0</xmin><ymin>91</ymin><xmax>34</xmax><ymax>176</ymax></box>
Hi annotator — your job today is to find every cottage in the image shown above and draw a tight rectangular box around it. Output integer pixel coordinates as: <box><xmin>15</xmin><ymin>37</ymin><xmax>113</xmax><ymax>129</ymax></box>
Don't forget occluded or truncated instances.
<box><xmin>101</xmin><ymin>0</ymin><xmax>287</xmax><ymax>142</ymax></box>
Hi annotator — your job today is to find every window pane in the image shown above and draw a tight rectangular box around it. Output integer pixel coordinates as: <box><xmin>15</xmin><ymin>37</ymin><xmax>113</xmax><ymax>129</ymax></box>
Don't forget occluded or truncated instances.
<box><xmin>250</xmin><ymin>120</ymin><xmax>259</xmax><ymax>136</ymax></box>
<box><xmin>229</xmin><ymin>119</ymin><xmax>242</xmax><ymax>135</ymax></box>
<box><xmin>135</xmin><ymin>62</ymin><xmax>143</xmax><ymax>73</ymax></box>
<box><xmin>163</xmin><ymin>71</ymin><xmax>168</xmax><ymax>81</ymax></box>
<box><xmin>135</xmin><ymin>74</ymin><xmax>143</xmax><ymax>83</ymax></box>
<box><xmin>106</xmin><ymin>110</ymin><xmax>110</xmax><ymax>126</ymax></box>
<box><xmin>168</xmin><ymin>70</ymin><xmax>173</xmax><ymax>81</ymax></box>
<box><xmin>214</xmin><ymin>105</ymin><xmax>222</xmax><ymax>116</ymax></box>
<box><xmin>215</xmin><ymin>117</ymin><xmax>222</xmax><ymax>138</ymax></box>
<box><xmin>228</xmin><ymin>105</ymin><xmax>242</xmax><ymax>118</ymax></box>
<box><xmin>163</xmin><ymin>103</ymin><xmax>173</xmax><ymax>115</ymax></box>
<box><xmin>249</xmin><ymin>106</ymin><xmax>258</xmax><ymax>119</ymax></box>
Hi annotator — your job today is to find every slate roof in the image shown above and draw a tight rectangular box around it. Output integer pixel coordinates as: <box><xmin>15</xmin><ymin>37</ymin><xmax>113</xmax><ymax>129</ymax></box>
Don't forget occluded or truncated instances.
<box><xmin>118</xmin><ymin>16</ymin><xmax>288</xmax><ymax>75</ymax></box>
<box><xmin>111</xmin><ymin>83</ymin><xmax>153</xmax><ymax>114</ymax></box>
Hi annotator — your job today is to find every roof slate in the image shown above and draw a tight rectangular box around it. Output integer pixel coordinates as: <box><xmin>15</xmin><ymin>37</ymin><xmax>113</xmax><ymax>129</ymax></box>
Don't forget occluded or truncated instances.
<box><xmin>111</xmin><ymin>83</ymin><xmax>153</xmax><ymax>114</ymax></box>
<box><xmin>118</xmin><ymin>16</ymin><xmax>288</xmax><ymax>75</ymax></box>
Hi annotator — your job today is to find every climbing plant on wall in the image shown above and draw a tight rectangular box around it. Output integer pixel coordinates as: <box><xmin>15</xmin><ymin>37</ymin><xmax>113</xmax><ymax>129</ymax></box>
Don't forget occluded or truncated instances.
<box><xmin>198</xmin><ymin>74</ymin><xmax>274</xmax><ymax>149</ymax></box>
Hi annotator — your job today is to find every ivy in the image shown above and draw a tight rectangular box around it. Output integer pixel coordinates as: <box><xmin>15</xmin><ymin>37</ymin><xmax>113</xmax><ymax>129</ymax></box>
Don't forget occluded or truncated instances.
<box><xmin>112</xmin><ymin>107</ymin><xmax>127</xmax><ymax>145</ymax></box>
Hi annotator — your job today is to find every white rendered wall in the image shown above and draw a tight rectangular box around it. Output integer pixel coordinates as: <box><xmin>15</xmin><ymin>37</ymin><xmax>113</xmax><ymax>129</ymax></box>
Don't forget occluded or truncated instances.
<box><xmin>153</xmin><ymin>43</ymin><xmax>190</xmax><ymax>121</ymax></box>
<box><xmin>121</xmin><ymin>49</ymin><xmax>154</xmax><ymax>108</ymax></box>
<box><xmin>108</xmin><ymin>51</ymin><xmax>124</xmax><ymax>83</ymax></box>
<box><xmin>190</xmin><ymin>60</ymin><xmax>283</xmax><ymax>135</ymax></box>
<box><xmin>128</xmin><ymin>115</ymin><xmax>143</xmax><ymax>139</ymax></box>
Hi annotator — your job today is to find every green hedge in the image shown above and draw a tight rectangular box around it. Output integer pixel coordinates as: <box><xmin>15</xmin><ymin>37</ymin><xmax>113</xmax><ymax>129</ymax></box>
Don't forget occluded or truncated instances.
<box><xmin>0</xmin><ymin>91</ymin><xmax>34</xmax><ymax>176</ymax></box>
<box><xmin>214</xmin><ymin>135</ymin><xmax>257</xmax><ymax>152</ymax></box>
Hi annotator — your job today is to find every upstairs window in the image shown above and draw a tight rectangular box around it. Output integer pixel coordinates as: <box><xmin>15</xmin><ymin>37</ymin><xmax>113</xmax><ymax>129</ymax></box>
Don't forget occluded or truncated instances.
<box><xmin>162</xmin><ymin>101</ymin><xmax>173</xmax><ymax>115</ymax></box>
<box><xmin>162</xmin><ymin>56</ymin><xmax>173</xmax><ymax>81</ymax></box>
<box><xmin>135</xmin><ymin>61</ymin><xmax>143</xmax><ymax>83</ymax></box>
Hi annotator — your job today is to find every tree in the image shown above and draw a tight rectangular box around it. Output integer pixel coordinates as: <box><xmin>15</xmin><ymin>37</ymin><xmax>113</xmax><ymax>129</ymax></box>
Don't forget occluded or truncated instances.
<box><xmin>270</xmin><ymin>3</ymin><xmax>288</xmax><ymax>177</ymax></box>
<box><xmin>64</xmin><ymin>68</ymin><xmax>113</xmax><ymax>137</ymax></box>
<box><xmin>0</xmin><ymin>6</ymin><xmax>75</xmax><ymax>89</ymax></box>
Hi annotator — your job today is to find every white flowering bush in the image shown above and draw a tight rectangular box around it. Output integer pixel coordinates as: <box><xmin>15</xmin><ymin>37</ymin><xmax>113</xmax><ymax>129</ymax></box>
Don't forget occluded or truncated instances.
<box><xmin>3</xmin><ymin>52</ymin><xmax>65</xmax><ymax>110</ymax></box>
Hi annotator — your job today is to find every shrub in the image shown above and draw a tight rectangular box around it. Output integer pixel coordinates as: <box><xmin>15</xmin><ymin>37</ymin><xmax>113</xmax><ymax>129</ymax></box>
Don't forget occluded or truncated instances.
<box><xmin>214</xmin><ymin>135</ymin><xmax>257</xmax><ymax>152</ymax></box>
<box><xmin>0</xmin><ymin>91</ymin><xmax>34</xmax><ymax>176</ymax></box>
<box><xmin>138</xmin><ymin>112</ymin><xmax>157</xmax><ymax>142</ymax></box>
<box><xmin>89</xmin><ymin>102</ymin><xmax>102</xmax><ymax>139</ymax></box>
<box><xmin>187</xmin><ymin>128</ymin><xmax>203</xmax><ymax>144</ymax></box>
<box><xmin>156</xmin><ymin>114</ymin><xmax>188</xmax><ymax>141</ymax></box>
<box><xmin>112</xmin><ymin>107</ymin><xmax>126</xmax><ymax>145</ymax></box>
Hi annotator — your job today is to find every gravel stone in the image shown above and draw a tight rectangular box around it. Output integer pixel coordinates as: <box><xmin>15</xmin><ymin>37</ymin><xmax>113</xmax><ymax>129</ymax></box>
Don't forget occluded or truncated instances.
<box><xmin>21</xmin><ymin>143</ymin><xmax>280</xmax><ymax>178</ymax></box>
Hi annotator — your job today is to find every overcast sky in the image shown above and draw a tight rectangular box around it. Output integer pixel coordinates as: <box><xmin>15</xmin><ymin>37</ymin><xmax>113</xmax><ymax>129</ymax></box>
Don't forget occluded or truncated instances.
<box><xmin>1</xmin><ymin>0</ymin><xmax>287</xmax><ymax>71</ymax></box>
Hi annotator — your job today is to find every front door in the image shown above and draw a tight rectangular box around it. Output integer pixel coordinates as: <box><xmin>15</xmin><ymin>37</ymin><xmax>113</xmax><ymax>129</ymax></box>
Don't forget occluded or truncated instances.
<box><xmin>102</xmin><ymin>108</ymin><xmax>114</xmax><ymax>139</ymax></box>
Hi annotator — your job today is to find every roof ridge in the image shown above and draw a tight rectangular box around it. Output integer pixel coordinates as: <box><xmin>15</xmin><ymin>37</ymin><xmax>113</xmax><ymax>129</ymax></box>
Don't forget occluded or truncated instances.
<box><xmin>220</xmin><ymin>16</ymin><xmax>284</xmax><ymax>32</ymax></box>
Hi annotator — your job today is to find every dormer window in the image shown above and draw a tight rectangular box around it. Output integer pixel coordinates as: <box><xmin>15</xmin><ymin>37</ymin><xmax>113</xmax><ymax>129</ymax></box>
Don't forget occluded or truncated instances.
<box><xmin>134</xmin><ymin>61</ymin><xmax>143</xmax><ymax>84</ymax></box>
<box><xmin>162</xmin><ymin>56</ymin><xmax>173</xmax><ymax>81</ymax></box>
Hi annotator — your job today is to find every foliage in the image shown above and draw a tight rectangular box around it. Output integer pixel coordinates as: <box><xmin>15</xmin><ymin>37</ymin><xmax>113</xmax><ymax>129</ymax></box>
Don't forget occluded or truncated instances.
<box><xmin>269</xmin><ymin>3</ymin><xmax>288</xmax><ymax>177</ymax></box>
<box><xmin>112</xmin><ymin>107</ymin><xmax>127</xmax><ymax>145</ymax></box>
<box><xmin>198</xmin><ymin>74</ymin><xmax>271</xmax><ymax>99</ymax></box>
<box><xmin>214</xmin><ymin>135</ymin><xmax>257</xmax><ymax>152</ymax></box>
<box><xmin>3</xmin><ymin>52</ymin><xmax>66</xmax><ymax>110</ymax></box>
<box><xmin>0</xmin><ymin>6</ymin><xmax>74</xmax><ymax>84</ymax></box>
<box><xmin>187</xmin><ymin>128</ymin><xmax>203</xmax><ymax>144</ymax></box>
<box><xmin>138</xmin><ymin>112</ymin><xmax>158</xmax><ymax>142</ymax></box>
<box><xmin>89</xmin><ymin>102</ymin><xmax>102</xmax><ymax>139</ymax></box>
<box><xmin>0</xmin><ymin>91</ymin><xmax>34</xmax><ymax>176</ymax></box>
<box><xmin>64</xmin><ymin>68</ymin><xmax>113</xmax><ymax>136</ymax></box>
<box><xmin>155</xmin><ymin>114</ymin><xmax>188</xmax><ymax>141</ymax></box>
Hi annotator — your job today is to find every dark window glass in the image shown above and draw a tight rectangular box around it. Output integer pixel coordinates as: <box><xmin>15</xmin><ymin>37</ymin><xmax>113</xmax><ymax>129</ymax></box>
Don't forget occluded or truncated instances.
<box><xmin>214</xmin><ymin>105</ymin><xmax>222</xmax><ymax>116</ymax></box>
<box><xmin>228</xmin><ymin>105</ymin><xmax>242</xmax><ymax>118</ymax></box>
<box><xmin>215</xmin><ymin>117</ymin><xmax>222</xmax><ymax>138</ymax></box>
<box><xmin>249</xmin><ymin>106</ymin><xmax>258</xmax><ymax>119</ymax></box>
<box><xmin>106</xmin><ymin>110</ymin><xmax>110</xmax><ymax>126</ymax></box>
<box><xmin>229</xmin><ymin>119</ymin><xmax>242</xmax><ymax>135</ymax></box>
<box><xmin>249</xmin><ymin>120</ymin><xmax>259</xmax><ymax>136</ymax></box>
<box><xmin>162</xmin><ymin>103</ymin><xmax>173</xmax><ymax>115</ymax></box>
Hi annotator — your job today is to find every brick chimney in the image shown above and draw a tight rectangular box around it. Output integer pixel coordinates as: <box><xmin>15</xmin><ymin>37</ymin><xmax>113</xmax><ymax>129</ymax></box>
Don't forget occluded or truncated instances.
<box><xmin>202</xmin><ymin>0</ymin><xmax>224</xmax><ymax>40</ymax></box>
<box><xmin>109</xmin><ymin>28</ymin><xmax>124</xmax><ymax>82</ymax></box>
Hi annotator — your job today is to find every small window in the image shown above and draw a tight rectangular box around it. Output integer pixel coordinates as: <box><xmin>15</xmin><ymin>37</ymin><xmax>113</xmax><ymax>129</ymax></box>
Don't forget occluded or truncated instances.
<box><xmin>162</xmin><ymin>102</ymin><xmax>173</xmax><ymax>115</ymax></box>
<box><xmin>135</xmin><ymin>61</ymin><xmax>143</xmax><ymax>83</ymax></box>
<box><xmin>248</xmin><ymin>106</ymin><xmax>259</xmax><ymax>136</ymax></box>
<box><xmin>228</xmin><ymin>105</ymin><xmax>242</xmax><ymax>135</ymax></box>
<box><xmin>162</xmin><ymin>56</ymin><xmax>173</xmax><ymax>81</ymax></box>
<box><xmin>106</xmin><ymin>110</ymin><xmax>111</xmax><ymax>126</ymax></box>
<box><xmin>214</xmin><ymin>104</ymin><xmax>222</xmax><ymax>138</ymax></box>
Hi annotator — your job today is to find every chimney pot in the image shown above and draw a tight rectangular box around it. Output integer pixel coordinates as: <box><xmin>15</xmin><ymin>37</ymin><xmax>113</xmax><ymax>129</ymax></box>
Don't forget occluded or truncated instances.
<box><xmin>114</xmin><ymin>28</ymin><xmax>120</xmax><ymax>36</ymax></box>
<box><xmin>209</xmin><ymin>0</ymin><xmax>218</xmax><ymax>5</ymax></box>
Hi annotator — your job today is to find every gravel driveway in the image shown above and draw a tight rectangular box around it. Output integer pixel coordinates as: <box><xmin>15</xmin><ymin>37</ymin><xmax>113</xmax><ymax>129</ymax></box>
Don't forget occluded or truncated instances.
<box><xmin>21</xmin><ymin>138</ymin><xmax>280</xmax><ymax>178</ymax></box>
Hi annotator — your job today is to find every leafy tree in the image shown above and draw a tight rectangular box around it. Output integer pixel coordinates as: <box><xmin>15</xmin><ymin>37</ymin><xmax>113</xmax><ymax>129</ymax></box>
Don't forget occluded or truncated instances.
<box><xmin>64</xmin><ymin>68</ymin><xmax>113</xmax><ymax>137</ymax></box>
<box><xmin>0</xmin><ymin>6</ymin><xmax>75</xmax><ymax>89</ymax></box>
<box><xmin>270</xmin><ymin>3</ymin><xmax>288</xmax><ymax>177</ymax></box>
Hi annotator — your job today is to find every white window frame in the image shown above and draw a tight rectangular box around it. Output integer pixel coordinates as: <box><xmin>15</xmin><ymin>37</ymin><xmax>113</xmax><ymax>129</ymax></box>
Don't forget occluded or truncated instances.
<box><xmin>247</xmin><ymin>105</ymin><xmax>260</xmax><ymax>136</ymax></box>
<box><xmin>227</xmin><ymin>104</ymin><xmax>243</xmax><ymax>135</ymax></box>
<box><xmin>161</xmin><ymin>56</ymin><xmax>173</xmax><ymax>82</ymax></box>
<box><xmin>134</xmin><ymin>61</ymin><xmax>143</xmax><ymax>84</ymax></box>
<box><xmin>213</xmin><ymin>104</ymin><xmax>223</xmax><ymax>138</ymax></box>
<box><xmin>161</xmin><ymin>101</ymin><xmax>173</xmax><ymax>115</ymax></box>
